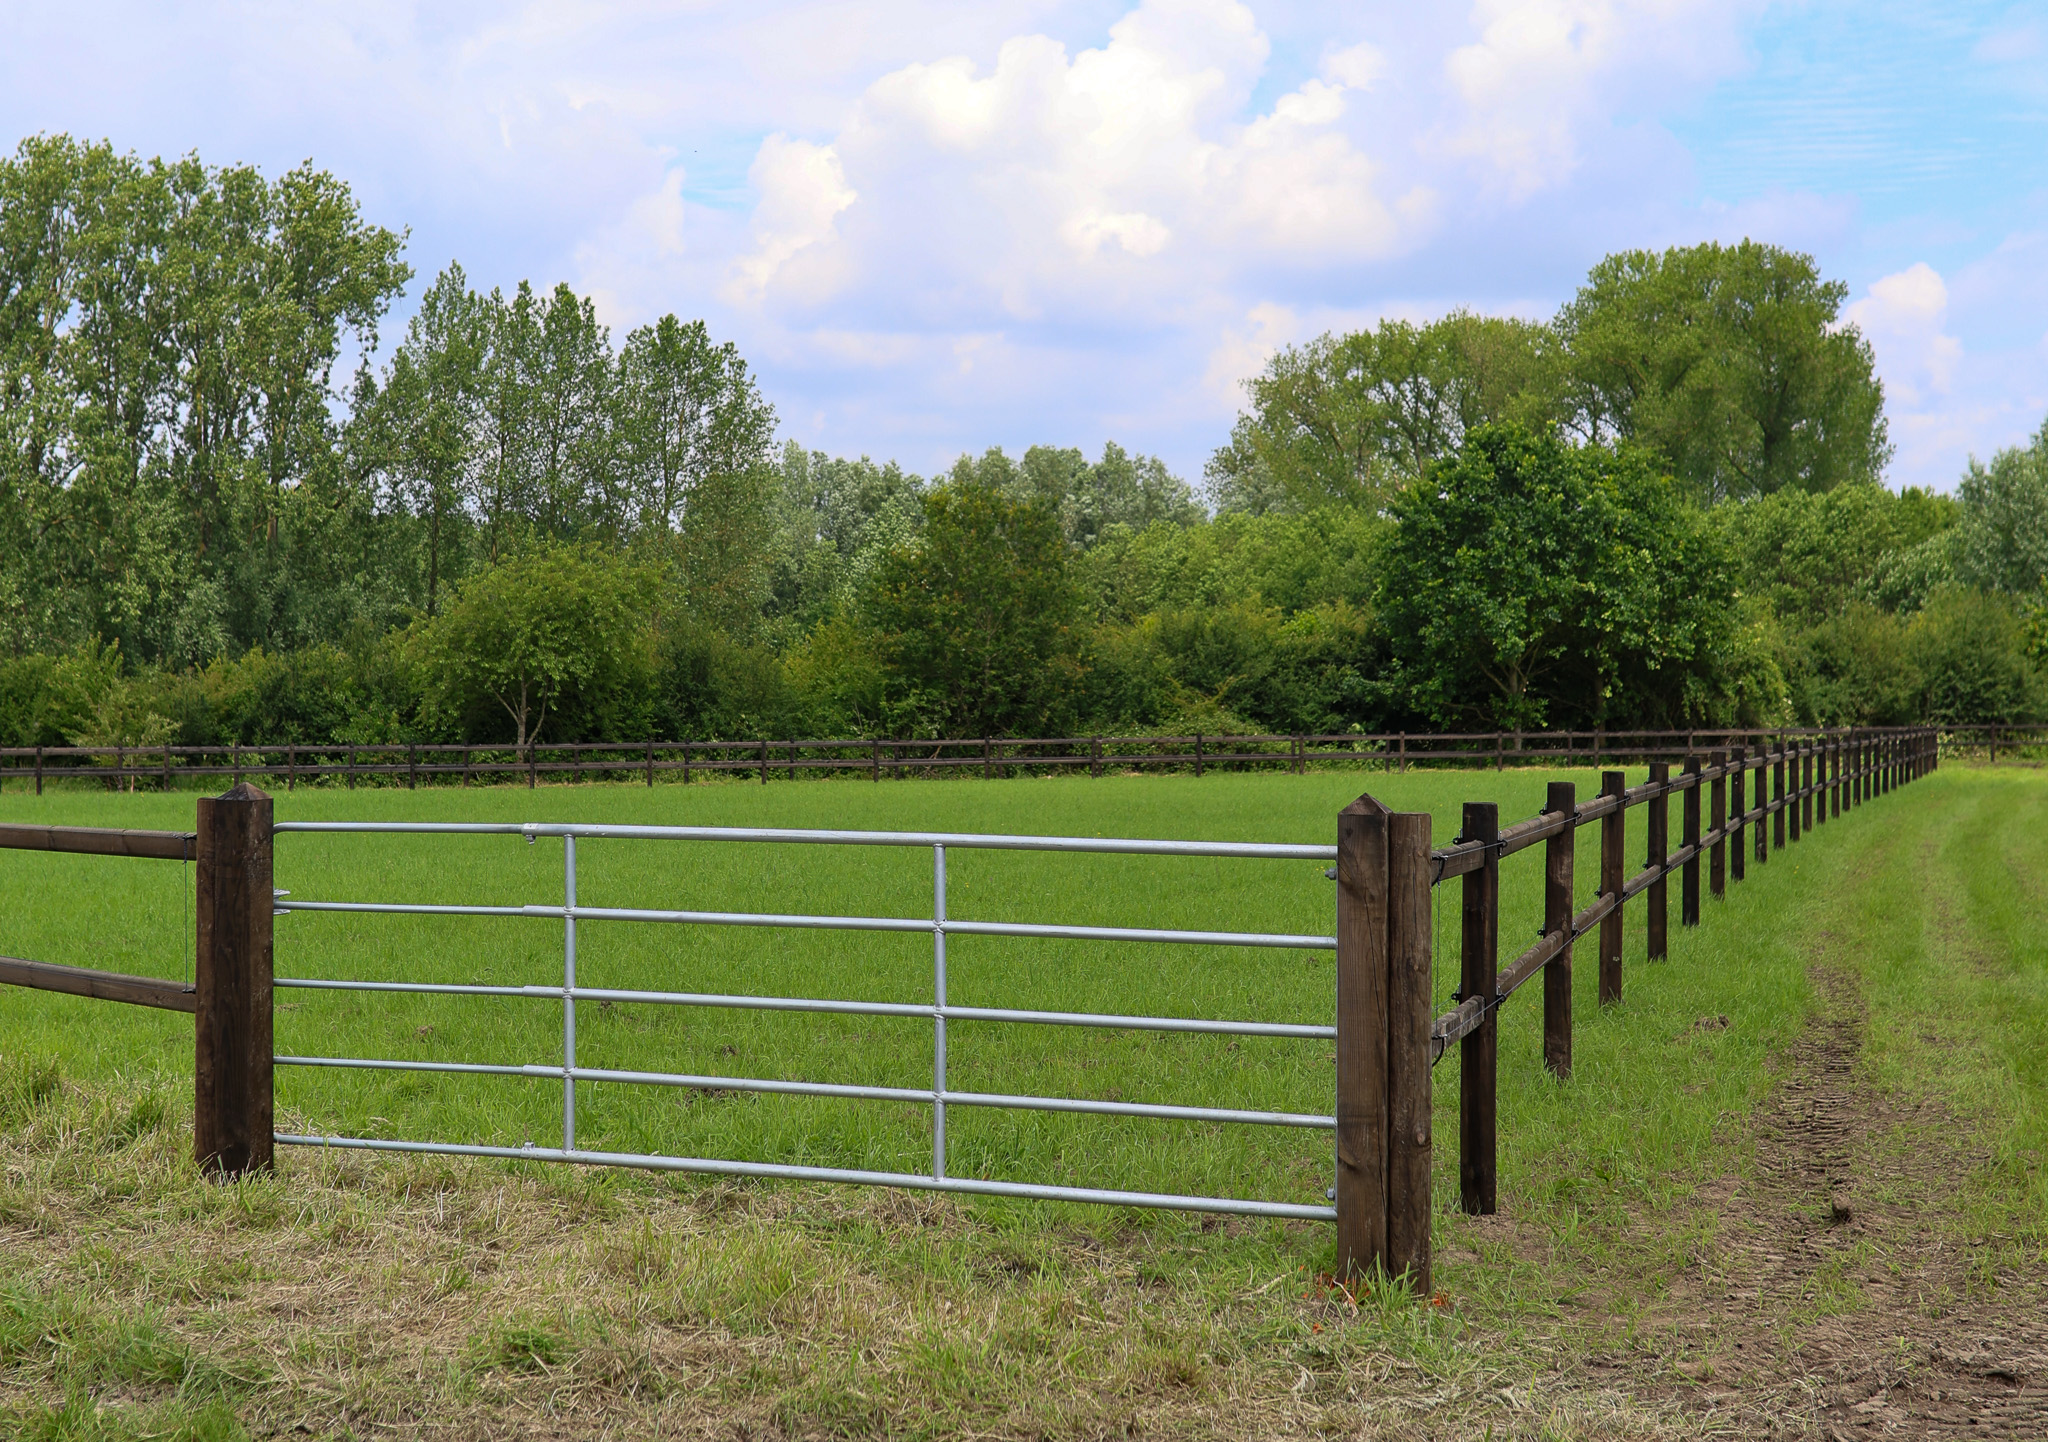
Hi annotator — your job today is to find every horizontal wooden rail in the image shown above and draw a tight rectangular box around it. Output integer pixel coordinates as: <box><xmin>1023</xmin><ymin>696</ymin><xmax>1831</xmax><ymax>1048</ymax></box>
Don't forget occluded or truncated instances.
<box><xmin>0</xmin><ymin>955</ymin><xmax>196</xmax><ymax>1012</ymax></box>
<box><xmin>0</xmin><ymin>726</ymin><xmax>1940</xmax><ymax>793</ymax></box>
<box><xmin>0</xmin><ymin>824</ymin><xmax>195</xmax><ymax>860</ymax></box>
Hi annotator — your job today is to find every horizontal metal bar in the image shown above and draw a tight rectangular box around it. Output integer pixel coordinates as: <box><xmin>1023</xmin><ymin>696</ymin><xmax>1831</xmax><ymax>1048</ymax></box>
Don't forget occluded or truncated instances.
<box><xmin>278</xmin><ymin>900</ymin><xmax>531</xmax><ymax>918</ymax></box>
<box><xmin>946</xmin><ymin>1004</ymin><xmax>1334</xmax><ymax>1039</ymax></box>
<box><xmin>274</xmin><ymin>821</ymin><xmax>1337</xmax><ymax>861</ymax></box>
<box><xmin>942</xmin><ymin>1089</ymin><xmax>1332</xmax><ymax>1129</ymax></box>
<box><xmin>276</xmin><ymin>978</ymin><xmax>534</xmax><ymax>998</ymax></box>
<box><xmin>272</xmin><ymin>1134</ymin><xmax>1338</xmax><ymax>1220</ymax></box>
<box><xmin>271</xmin><ymin>979</ymin><xmax>1333</xmax><ymax>1038</ymax></box>
<box><xmin>276</xmin><ymin>1055</ymin><xmax>1333</xmax><ymax>1127</ymax></box>
<box><xmin>278</xmin><ymin>1054</ymin><xmax>530</xmax><ymax>1077</ymax></box>
<box><xmin>276</xmin><ymin>899</ymin><xmax>1334</xmax><ymax>950</ymax></box>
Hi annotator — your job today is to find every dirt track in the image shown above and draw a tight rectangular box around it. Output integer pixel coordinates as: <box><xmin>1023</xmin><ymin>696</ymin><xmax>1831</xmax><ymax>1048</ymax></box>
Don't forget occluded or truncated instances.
<box><xmin>1632</xmin><ymin>965</ymin><xmax>2048</xmax><ymax>1438</ymax></box>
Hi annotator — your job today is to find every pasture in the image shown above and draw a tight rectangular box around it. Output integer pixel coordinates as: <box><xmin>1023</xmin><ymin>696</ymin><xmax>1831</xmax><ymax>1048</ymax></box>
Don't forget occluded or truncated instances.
<box><xmin>1</xmin><ymin>766</ymin><xmax>2044</xmax><ymax>1438</ymax></box>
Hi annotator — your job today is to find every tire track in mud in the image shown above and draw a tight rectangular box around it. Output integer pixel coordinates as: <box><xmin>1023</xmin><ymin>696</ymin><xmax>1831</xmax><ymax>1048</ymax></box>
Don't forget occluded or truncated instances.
<box><xmin>1659</xmin><ymin>963</ymin><xmax>2048</xmax><ymax>1439</ymax></box>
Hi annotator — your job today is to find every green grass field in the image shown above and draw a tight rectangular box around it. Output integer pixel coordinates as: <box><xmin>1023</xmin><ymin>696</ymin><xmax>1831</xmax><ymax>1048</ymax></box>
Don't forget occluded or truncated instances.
<box><xmin>2</xmin><ymin>764</ymin><xmax>2045</xmax><ymax>1438</ymax></box>
<box><xmin>0</xmin><ymin>767</ymin><xmax>1877</xmax><ymax>1222</ymax></box>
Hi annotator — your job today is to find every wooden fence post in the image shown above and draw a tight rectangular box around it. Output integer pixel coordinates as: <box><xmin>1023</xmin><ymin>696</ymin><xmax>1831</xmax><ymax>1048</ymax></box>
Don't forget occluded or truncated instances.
<box><xmin>1544</xmin><ymin>780</ymin><xmax>1574</xmax><ymax>1078</ymax></box>
<box><xmin>1729</xmin><ymin>746</ymin><xmax>1746</xmax><ymax>884</ymax></box>
<box><xmin>1599</xmin><ymin>771</ymin><xmax>1624</xmax><ymax>1005</ymax></box>
<box><xmin>1787</xmin><ymin>745</ymin><xmax>1802</xmax><ymax>843</ymax></box>
<box><xmin>1802</xmin><ymin>744</ymin><xmax>1815</xmax><ymax>831</ymax></box>
<box><xmin>1647</xmin><ymin>761</ymin><xmax>1669</xmax><ymax>961</ymax></box>
<box><xmin>1773</xmin><ymin>744</ymin><xmax>1787</xmax><ymax>848</ymax></box>
<box><xmin>1708</xmin><ymin>750</ymin><xmax>1727</xmax><ymax>901</ymax></box>
<box><xmin>1681</xmin><ymin>756</ymin><xmax>1701</xmax><ymax>928</ymax></box>
<box><xmin>647</xmin><ymin>740</ymin><xmax>655</xmax><ymax>787</ymax></box>
<box><xmin>1754</xmin><ymin>748</ymin><xmax>1768</xmax><ymax>865</ymax></box>
<box><xmin>759</xmin><ymin>738</ymin><xmax>768</xmax><ymax>785</ymax></box>
<box><xmin>195</xmin><ymin>782</ymin><xmax>274</xmax><ymax>1177</ymax></box>
<box><xmin>1194</xmin><ymin>734</ymin><xmax>1204</xmax><ymax>779</ymax></box>
<box><xmin>1386</xmin><ymin>810</ymin><xmax>1433</xmax><ymax>1293</ymax></box>
<box><xmin>1460</xmin><ymin>801</ymin><xmax>1499</xmax><ymax>1215</ymax></box>
<box><xmin>34</xmin><ymin>746</ymin><xmax>41</xmax><ymax>796</ymax></box>
<box><xmin>1334</xmin><ymin>794</ymin><xmax>1390</xmax><ymax>1281</ymax></box>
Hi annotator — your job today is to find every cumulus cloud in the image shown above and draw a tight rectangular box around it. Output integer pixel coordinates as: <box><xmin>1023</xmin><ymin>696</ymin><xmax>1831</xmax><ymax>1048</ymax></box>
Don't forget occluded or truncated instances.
<box><xmin>1846</xmin><ymin>262</ymin><xmax>1963</xmax><ymax>406</ymax></box>
<box><xmin>728</xmin><ymin>0</ymin><xmax>1430</xmax><ymax>326</ymax></box>
<box><xmin>1441</xmin><ymin>0</ymin><xmax>1755</xmax><ymax>197</ymax></box>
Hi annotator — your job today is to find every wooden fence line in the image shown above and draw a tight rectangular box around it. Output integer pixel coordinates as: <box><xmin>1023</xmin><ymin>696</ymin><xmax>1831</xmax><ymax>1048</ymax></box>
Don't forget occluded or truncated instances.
<box><xmin>1333</xmin><ymin>726</ymin><xmax>1938</xmax><ymax>1291</ymax></box>
<box><xmin>0</xmin><ymin>724</ymin><xmax>1964</xmax><ymax>793</ymax></box>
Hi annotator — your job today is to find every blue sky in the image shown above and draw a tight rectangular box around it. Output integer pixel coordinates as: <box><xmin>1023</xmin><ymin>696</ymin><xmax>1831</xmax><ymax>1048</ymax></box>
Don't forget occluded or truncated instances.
<box><xmin>3</xmin><ymin>0</ymin><xmax>2044</xmax><ymax>492</ymax></box>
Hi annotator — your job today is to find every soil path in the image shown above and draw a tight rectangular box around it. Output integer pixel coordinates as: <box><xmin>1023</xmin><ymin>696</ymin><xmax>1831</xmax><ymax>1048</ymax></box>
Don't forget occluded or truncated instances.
<box><xmin>1648</xmin><ymin>965</ymin><xmax>2048</xmax><ymax>1438</ymax></box>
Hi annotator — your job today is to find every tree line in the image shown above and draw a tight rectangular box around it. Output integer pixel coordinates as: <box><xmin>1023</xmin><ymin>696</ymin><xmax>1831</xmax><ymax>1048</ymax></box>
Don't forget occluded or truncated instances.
<box><xmin>3</xmin><ymin>136</ymin><xmax>2044</xmax><ymax>756</ymax></box>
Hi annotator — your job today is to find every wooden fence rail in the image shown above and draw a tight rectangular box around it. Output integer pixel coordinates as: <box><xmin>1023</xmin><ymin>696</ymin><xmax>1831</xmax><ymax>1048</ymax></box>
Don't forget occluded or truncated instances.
<box><xmin>1332</xmin><ymin>726</ymin><xmax>1938</xmax><ymax>1291</ymax></box>
<box><xmin>0</xmin><ymin>724</ymin><xmax>1950</xmax><ymax>792</ymax></box>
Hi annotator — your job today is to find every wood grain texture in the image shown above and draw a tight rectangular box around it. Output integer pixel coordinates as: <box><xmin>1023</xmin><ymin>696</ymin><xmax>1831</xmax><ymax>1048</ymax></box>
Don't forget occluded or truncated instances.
<box><xmin>1334</xmin><ymin>793</ymin><xmax>1389</xmax><ymax>1281</ymax></box>
<box><xmin>1385</xmin><ymin>810</ymin><xmax>1434</xmax><ymax>1292</ymax></box>
<box><xmin>195</xmin><ymin>782</ymin><xmax>273</xmax><ymax>1178</ymax></box>
<box><xmin>0</xmin><ymin>956</ymin><xmax>195</xmax><ymax>1012</ymax></box>
<box><xmin>0</xmin><ymin>824</ymin><xmax>194</xmax><ymax>860</ymax></box>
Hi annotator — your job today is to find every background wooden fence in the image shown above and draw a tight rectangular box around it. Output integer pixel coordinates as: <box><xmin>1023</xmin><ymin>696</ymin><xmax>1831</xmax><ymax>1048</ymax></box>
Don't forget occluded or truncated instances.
<box><xmin>0</xmin><ymin>724</ymin><xmax>1962</xmax><ymax>792</ymax></box>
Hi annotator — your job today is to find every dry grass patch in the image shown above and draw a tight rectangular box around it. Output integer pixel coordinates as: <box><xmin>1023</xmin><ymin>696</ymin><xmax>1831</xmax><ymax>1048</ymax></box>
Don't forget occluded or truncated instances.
<box><xmin>0</xmin><ymin>1062</ymin><xmax>1711</xmax><ymax>1440</ymax></box>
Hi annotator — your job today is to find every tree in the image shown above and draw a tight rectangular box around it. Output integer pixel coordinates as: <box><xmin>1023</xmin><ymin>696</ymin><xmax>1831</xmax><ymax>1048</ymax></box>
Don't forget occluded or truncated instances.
<box><xmin>1951</xmin><ymin>419</ymin><xmax>2048</xmax><ymax>596</ymax></box>
<box><xmin>1379</xmin><ymin>425</ymin><xmax>1728</xmax><ymax>730</ymax></box>
<box><xmin>1557</xmin><ymin>240</ymin><xmax>1889</xmax><ymax>500</ymax></box>
<box><xmin>1206</xmin><ymin>313</ymin><xmax>1564</xmax><ymax>513</ymax></box>
<box><xmin>616</xmin><ymin>314</ymin><xmax>776</xmax><ymax>538</ymax></box>
<box><xmin>410</xmin><ymin>546</ymin><xmax>656</xmax><ymax>746</ymax></box>
<box><xmin>351</xmin><ymin>263</ymin><xmax>487</xmax><ymax>616</ymax></box>
<box><xmin>866</xmin><ymin>460</ymin><xmax>1080</xmax><ymax>736</ymax></box>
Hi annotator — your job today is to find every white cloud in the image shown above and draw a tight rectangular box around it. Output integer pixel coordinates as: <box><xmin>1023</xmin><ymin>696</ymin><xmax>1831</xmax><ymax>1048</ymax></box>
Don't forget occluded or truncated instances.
<box><xmin>1846</xmin><ymin>262</ymin><xmax>1963</xmax><ymax>406</ymax></box>
<box><xmin>726</xmin><ymin>136</ymin><xmax>858</xmax><ymax>304</ymax></box>
<box><xmin>1441</xmin><ymin>0</ymin><xmax>1753</xmax><ymax>198</ymax></box>
<box><xmin>728</xmin><ymin>0</ymin><xmax>1423</xmax><ymax>329</ymax></box>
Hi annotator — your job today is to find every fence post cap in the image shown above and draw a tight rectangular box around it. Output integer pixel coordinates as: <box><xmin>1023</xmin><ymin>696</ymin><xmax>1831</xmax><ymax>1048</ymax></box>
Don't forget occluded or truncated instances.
<box><xmin>1340</xmin><ymin>792</ymin><xmax>1391</xmax><ymax>820</ymax></box>
<box><xmin>216</xmin><ymin>781</ymin><xmax>271</xmax><ymax>803</ymax></box>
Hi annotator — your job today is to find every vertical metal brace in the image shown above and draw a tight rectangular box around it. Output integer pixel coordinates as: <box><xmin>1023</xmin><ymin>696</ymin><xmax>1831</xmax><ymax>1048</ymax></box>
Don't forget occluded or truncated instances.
<box><xmin>933</xmin><ymin>843</ymin><xmax>947</xmax><ymax>1180</ymax></box>
<box><xmin>563</xmin><ymin>834</ymin><xmax>577</xmax><ymax>1151</ymax></box>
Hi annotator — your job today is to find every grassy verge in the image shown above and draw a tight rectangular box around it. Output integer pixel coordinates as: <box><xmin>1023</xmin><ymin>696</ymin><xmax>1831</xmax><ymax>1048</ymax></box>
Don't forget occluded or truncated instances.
<box><xmin>0</xmin><ymin>765</ymin><xmax>2041</xmax><ymax>1436</ymax></box>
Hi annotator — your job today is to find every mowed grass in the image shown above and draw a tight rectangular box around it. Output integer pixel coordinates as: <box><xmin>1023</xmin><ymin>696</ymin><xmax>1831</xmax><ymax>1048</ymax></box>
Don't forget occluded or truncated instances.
<box><xmin>0</xmin><ymin>765</ymin><xmax>1831</xmax><ymax>1225</ymax></box>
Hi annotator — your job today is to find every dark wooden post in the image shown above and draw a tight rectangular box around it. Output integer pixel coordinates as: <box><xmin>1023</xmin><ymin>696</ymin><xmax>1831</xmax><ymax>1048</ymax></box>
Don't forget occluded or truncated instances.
<box><xmin>526</xmin><ymin>744</ymin><xmax>536</xmax><ymax>790</ymax></box>
<box><xmin>759</xmin><ymin>738</ymin><xmax>768</xmax><ymax>785</ymax></box>
<box><xmin>1543</xmin><ymin>781</ymin><xmax>1574</xmax><ymax>1078</ymax></box>
<box><xmin>1334</xmin><ymin>794</ymin><xmax>1390</xmax><ymax>1281</ymax></box>
<box><xmin>1681</xmin><ymin>757</ymin><xmax>1701</xmax><ymax>928</ymax></box>
<box><xmin>1802</xmin><ymin>744</ymin><xmax>1815</xmax><ymax>831</ymax></box>
<box><xmin>1773</xmin><ymin>744</ymin><xmax>1787</xmax><ymax>848</ymax></box>
<box><xmin>1386</xmin><ymin>811</ymin><xmax>1433</xmax><ymax>1292</ymax></box>
<box><xmin>1787</xmin><ymin>745</ymin><xmax>1801</xmax><ymax>843</ymax></box>
<box><xmin>1194</xmin><ymin>734</ymin><xmax>1204</xmax><ymax>778</ymax></box>
<box><xmin>195</xmin><ymin>782</ymin><xmax>274</xmax><ymax>1177</ymax></box>
<box><xmin>1599</xmin><ymin>771</ymin><xmax>1624</xmax><ymax>1005</ymax></box>
<box><xmin>34</xmin><ymin>745</ymin><xmax>42</xmax><ymax>796</ymax></box>
<box><xmin>1647</xmin><ymin>762</ymin><xmax>1669</xmax><ymax>961</ymax></box>
<box><xmin>646</xmin><ymin>740</ymin><xmax>655</xmax><ymax>787</ymax></box>
<box><xmin>1755</xmin><ymin>747</ymin><xmax>1769</xmax><ymax>865</ymax></box>
<box><xmin>1708</xmin><ymin>750</ymin><xmax>1726</xmax><ymax>900</ymax></box>
<box><xmin>1460</xmin><ymin>801</ymin><xmax>1499</xmax><ymax>1215</ymax></box>
<box><xmin>1730</xmin><ymin>746</ymin><xmax>1746</xmax><ymax>883</ymax></box>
